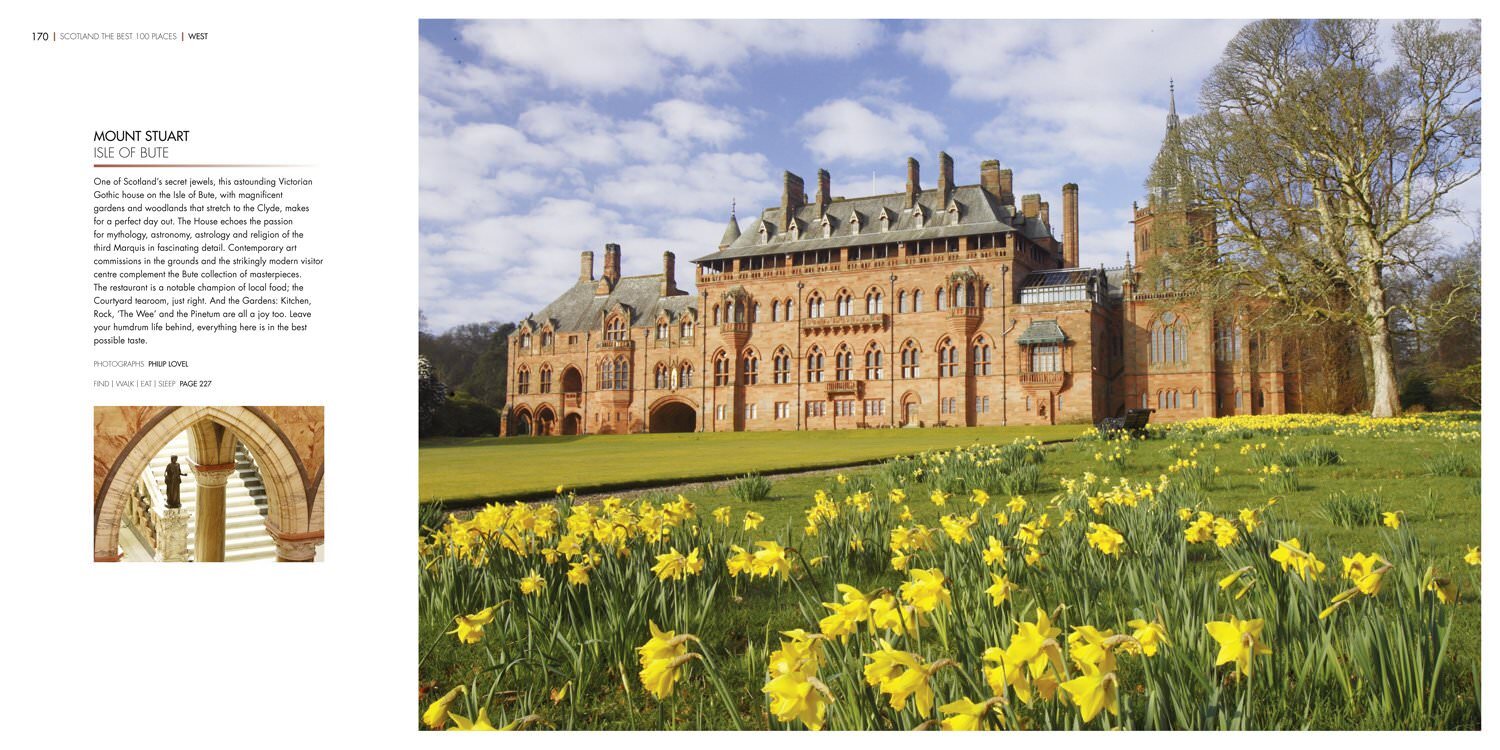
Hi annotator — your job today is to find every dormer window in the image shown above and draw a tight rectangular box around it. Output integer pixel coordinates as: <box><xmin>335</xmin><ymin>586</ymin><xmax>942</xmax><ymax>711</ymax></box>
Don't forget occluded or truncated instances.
<box><xmin>518</xmin><ymin>332</ymin><xmax>531</xmax><ymax>348</ymax></box>
<box><xmin>605</xmin><ymin>315</ymin><xmax>627</xmax><ymax>342</ymax></box>
<box><xmin>849</xmin><ymin>212</ymin><xmax>861</xmax><ymax>234</ymax></box>
<box><xmin>879</xmin><ymin>208</ymin><xmax>892</xmax><ymax>232</ymax></box>
<box><xmin>540</xmin><ymin>331</ymin><xmax>553</xmax><ymax>348</ymax></box>
<box><xmin>912</xmin><ymin>205</ymin><xmax>926</xmax><ymax>229</ymax></box>
<box><xmin>947</xmin><ymin>203</ymin><xmax>959</xmax><ymax>224</ymax></box>
<box><xmin>787</xmin><ymin>220</ymin><xmax>800</xmax><ymax>241</ymax></box>
<box><xmin>758</xmin><ymin>221</ymin><xmax>770</xmax><ymax>244</ymax></box>
<box><xmin>820</xmin><ymin>215</ymin><xmax>832</xmax><ymax>238</ymax></box>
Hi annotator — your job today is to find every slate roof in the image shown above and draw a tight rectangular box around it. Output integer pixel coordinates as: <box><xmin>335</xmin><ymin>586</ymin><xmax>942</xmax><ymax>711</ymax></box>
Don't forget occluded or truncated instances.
<box><xmin>694</xmin><ymin>183</ymin><xmax>1055</xmax><ymax>264</ymax></box>
<box><xmin>1020</xmin><ymin>269</ymin><xmax>1097</xmax><ymax>288</ymax></box>
<box><xmin>520</xmin><ymin>275</ymin><xmax>695</xmax><ymax>333</ymax></box>
<box><xmin>1017</xmin><ymin>319</ymin><xmax>1069</xmax><ymax>345</ymax></box>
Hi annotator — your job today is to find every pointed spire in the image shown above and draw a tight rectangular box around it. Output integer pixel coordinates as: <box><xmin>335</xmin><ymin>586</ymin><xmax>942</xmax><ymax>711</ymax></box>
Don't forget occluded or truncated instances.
<box><xmin>718</xmin><ymin>203</ymin><xmax>742</xmax><ymax>250</ymax></box>
<box><xmin>1166</xmin><ymin>79</ymin><xmax>1180</xmax><ymax>130</ymax></box>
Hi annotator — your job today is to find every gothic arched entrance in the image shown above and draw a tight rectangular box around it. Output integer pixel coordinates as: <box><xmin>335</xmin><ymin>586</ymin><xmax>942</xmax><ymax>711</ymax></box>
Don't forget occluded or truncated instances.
<box><xmin>535</xmin><ymin>405</ymin><xmax>557</xmax><ymax>436</ymax></box>
<box><xmin>648</xmin><ymin>399</ymin><xmax>697</xmax><ymax>433</ymax></box>
<box><xmin>561</xmin><ymin>413</ymin><xmax>582</xmax><ymax>435</ymax></box>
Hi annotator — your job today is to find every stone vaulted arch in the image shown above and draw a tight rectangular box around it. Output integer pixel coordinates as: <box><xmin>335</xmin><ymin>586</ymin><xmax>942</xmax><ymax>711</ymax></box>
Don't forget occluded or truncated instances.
<box><xmin>648</xmin><ymin>396</ymin><xmax>698</xmax><ymax>433</ymax></box>
<box><xmin>94</xmin><ymin>406</ymin><xmax>323</xmax><ymax>562</ymax></box>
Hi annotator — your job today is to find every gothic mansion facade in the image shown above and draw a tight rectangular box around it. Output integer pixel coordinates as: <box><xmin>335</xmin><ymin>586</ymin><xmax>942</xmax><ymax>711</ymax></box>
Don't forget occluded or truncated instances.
<box><xmin>504</xmin><ymin>124</ymin><xmax>1302</xmax><ymax>436</ymax></box>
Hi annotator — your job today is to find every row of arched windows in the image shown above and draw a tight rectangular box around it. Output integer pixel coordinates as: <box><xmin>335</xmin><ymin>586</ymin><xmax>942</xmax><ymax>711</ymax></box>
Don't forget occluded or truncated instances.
<box><xmin>652</xmin><ymin>362</ymin><xmax>695</xmax><ymax>389</ymax></box>
<box><xmin>701</xmin><ymin>336</ymin><xmax>1012</xmax><ymax>386</ymax></box>
<box><xmin>706</xmin><ymin>282</ymin><xmax>1001</xmax><ymax>325</ymax></box>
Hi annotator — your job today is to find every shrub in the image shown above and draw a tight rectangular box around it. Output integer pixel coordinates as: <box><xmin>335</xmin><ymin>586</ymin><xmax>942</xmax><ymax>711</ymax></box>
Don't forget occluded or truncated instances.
<box><xmin>429</xmin><ymin>395</ymin><xmax>501</xmax><ymax>437</ymax></box>
<box><xmin>1278</xmin><ymin>441</ymin><xmax>1342</xmax><ymax>467</ymax></box>
<box><xmin>1424</xmin><ymin>453</ymin><xmax>1477</xmax><ymax>477</ymax></box>
<box><xmin>727</xmin><ymin>473</ymin><xmax>773</xmax><ymax>503</ymax></box>
<box><xmin>1318</xmin><ymin>490</ymin><xmax>1382</xmax><ymax>528</ymax></box>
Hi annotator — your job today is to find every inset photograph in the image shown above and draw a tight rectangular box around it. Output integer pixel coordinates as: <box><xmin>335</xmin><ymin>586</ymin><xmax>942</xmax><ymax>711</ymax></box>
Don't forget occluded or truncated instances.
<box><xmin>93</xmin><ymin>406</ymin><xmax>325</xmax><ymax>562</ymax></box>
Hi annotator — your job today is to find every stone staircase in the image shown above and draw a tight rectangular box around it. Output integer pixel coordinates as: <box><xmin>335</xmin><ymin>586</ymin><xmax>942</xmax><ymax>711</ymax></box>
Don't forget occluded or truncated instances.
<box><xmin>146</xmin><ymin>432</ymin><xmax>277</xmax><ymax>562</ymax></box>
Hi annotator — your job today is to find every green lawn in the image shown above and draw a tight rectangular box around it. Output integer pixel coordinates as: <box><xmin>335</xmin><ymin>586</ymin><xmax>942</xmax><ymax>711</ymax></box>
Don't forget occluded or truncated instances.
<box><xmin>419</xmin><ymin>424</ymin><xmax>1087</xmax><ymax>504</ymax></box>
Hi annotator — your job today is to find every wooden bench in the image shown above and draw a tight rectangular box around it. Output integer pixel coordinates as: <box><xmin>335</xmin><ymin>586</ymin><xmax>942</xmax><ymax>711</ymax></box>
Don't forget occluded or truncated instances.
<box><xmin>1097</xmin><ymin>408</ymin><xmax>1155</xmax><ymax>439</ymax></box>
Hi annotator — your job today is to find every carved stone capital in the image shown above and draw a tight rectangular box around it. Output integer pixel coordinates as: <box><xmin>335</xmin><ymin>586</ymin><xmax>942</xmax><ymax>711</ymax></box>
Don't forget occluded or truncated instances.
<box><xmin>192</xmin><ymin>462</ymin><xmax>236</xmax><ymax>489</ymax></box>
<box><xmin>275</xmin><ymin>537</ymin><xmax>319</xmax><ymax>562</ymax></box>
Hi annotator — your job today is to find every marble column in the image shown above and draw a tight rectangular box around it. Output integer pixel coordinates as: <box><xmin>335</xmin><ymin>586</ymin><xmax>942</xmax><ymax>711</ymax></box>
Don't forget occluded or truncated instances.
<box><xmin>191</xmin><ymin>463</ymin><xmax>235</xmax><ymax>562</ymax></box>
<box><xmin>157</xmin><ymin>507</ymin><xmax>191</xmax><ymax>562</ymax></box>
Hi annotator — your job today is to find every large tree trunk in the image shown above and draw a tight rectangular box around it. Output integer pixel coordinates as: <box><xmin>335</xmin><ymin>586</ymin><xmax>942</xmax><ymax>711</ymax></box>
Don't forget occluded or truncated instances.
<box><xmin>1366</xmin><ymin>323</ymin><xmax>1402</xmax><ymax>417</ymax></box>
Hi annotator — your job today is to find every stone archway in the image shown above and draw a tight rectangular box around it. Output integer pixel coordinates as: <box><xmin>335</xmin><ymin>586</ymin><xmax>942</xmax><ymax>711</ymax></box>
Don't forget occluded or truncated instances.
<box><xmin>900</xmin><ymin>392</ymin><xmax>921</xmax><ymax>426</ymax></box>
<box><xmin>561</xmin><ymin>413</ymin><xmax>582</xmax><ymax>435</ymax></box>
<box><xmin>535</xmin><ymin>405</ymin><xmax>557</xmax><ymax>436</ymax></box>
<box><xmin>648</xmin><ymin>399</ymin><xmax>697</xmax><ymax>433</ymax></box>
<box><xmin>94</xmin><ymin>406</ymin><xmax>323</xmax><ymax>562</ymax></box>
<box><xmin>511</xmin><ymin>407</ymin><xmax>533</xmax><ymax>436</ymax></box>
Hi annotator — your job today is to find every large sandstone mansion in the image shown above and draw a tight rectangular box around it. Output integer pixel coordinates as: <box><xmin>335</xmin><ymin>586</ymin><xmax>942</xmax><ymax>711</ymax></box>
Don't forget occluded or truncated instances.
<box><xmin>502</xmin><ymin>99</ymin><xmax>1302</xmax><ymax>436</ymax></box>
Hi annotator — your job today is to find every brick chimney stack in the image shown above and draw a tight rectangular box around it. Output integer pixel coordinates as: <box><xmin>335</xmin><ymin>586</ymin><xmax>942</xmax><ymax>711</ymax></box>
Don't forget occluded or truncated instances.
<box><xmin>998</xmin><ymin>169</ymin><xmax>1015</xmax><ymax>207</ymax></box>
<box><xmin>780</xmin><ymin>171</ymin><xmax>805</xmax><ymax>226</ymax></box>
<box><xmin>1022</xmin><ymin>194</ymin><xmax>1041</xmax><ymax>220</ymax></box>
<box><xmin>937</xmin><ymin>151</ymin><xmax>954</xmax><ymax>203</ymax></box>
<box><xmin>814</xmin><ymin>169</ymin><xmax>831</xmax><ymax>216</ymax></box>
<box><xmin>661</xmin><ymin>251</ymin><xmax>678</xmax><ymax>296</ymax></box>
<box><xmin>904</xmin><ymin>157</ymin><xmax>921</xmax><ymax>208</ymax></box>
<box><xmin>599</xmin><ymin>243</ymin><xmax>621</xmax><ymax>292</ymax></box>
<box><xmin>579</xmin><ymin>250</ymin><xmax>594</xmax><ymax>282</ymax></box>
<box><xmin>980</xmin><ymin>160</ymin><xmax>1002</xmax><ymax>202</ymax></box>
<box><xmin>1062</xmin><ymin>183</ymin><xmax>1080</xmax><ymax>267</ymax></box>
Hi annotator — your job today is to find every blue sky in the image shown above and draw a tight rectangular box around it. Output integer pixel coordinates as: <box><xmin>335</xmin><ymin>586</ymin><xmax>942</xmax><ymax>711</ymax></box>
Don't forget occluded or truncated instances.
<box><xmin>418</xmin><ymin>19</ymin><xmax>1476</xmax><ymax>333</ymax></box>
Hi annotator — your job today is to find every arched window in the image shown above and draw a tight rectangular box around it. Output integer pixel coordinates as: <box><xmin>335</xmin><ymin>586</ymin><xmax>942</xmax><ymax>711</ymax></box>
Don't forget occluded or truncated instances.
<box><xmin>773</xmin><ymin>348</ymin><xmax>792</xmax><ymax>384</ymax></box>
<box><xmin>1190</xmin><ymin>389</ymin><xmax>1199</xmax><ymax>409</ymax></box>
<box><xmin>1150</xmin><ymin>312</ymin><xmax>1188</xmax><ymax>364</ymax></box>
<box><xmin>1173</xmin><ymin>390</ymin><xmax>1181</xmax><ymax>409</ymax></box>
<box><xmin>681</xmin><ymin>320</ymin><xmax>694</xmax><ymax>339</ymax></box>
<box><xmin>834</xmin><ymin>345</ymin><xmax>853</xmax><ymax>381</ymax></box>
<box><xmin>1141</xmin><ymin>393</ymin><xmax>1149</xmax><ymax>409</ymax></box>
<box><xmin>771</xmin><ymin>301</ymin><xmax>780</xmax><ymax>322</ymax></box>
<box><xmin>753</xmin><ymin>303</ymin><xmax>762</xmax><ymax>322</ymax></box>
<box><xmin>865</xmin><ymin>343</ymin><xmax>884</xmax><ymax>380</ymax></box>
<box><xmin>983</xmin><ymin>285</ymin><xmax>993</xmax><ymax>307</ymax></box>
<box><xmin>955</xmin><ymin>282</ymin><xmax>968</xmax><ymax>307</ymax></box>
<box><xmin>614</xmin><ymin>357</ymin><xmax>629</xmax><ymax>390</ymax></box>
<box><xmin>1215</xmin><ymin>322</ymin><xmax>1244</xmax><ymax>361</ymax></box>
<box><xmin>806</xmin><ymin>346</ymin><xmax>825</xmax><ymax>383</ymax></box>
<box><xmin>516</xmin><ymin>366</ymin><xmax>531</xmax><ymax>394</ymax></box>
<box><xmin>913</xmin><ymin>289</ymin><xmax>924</xmax><ymax>312</ymax></box>
<box><xmin>655</xmin><ymin>322</ymin><xmax>668</xmax><ymax>340</ymax></box>
<box><xmin>807</xmin><ymin>292</ymin><xmax>825</xmax><ymax>319</ymax></box>
<box><xmin>713</xmin><ymin>351</ymin><xmax>731</xmax><ymax>386</ymax></box>
<box><xmin>937</xmin><ymin>338</ymin><xmax>958</xmax><ymax>377</ymax></box>
<box><xmin>1235</xmin><ymin>390</ymin><xmax>1243</xmax><ymax>410</ymax></box>
<box><xmin>898</xmin><ymin>290</ymin><xmax>908</xmax><ymax>313</ymax></box>
<box><xmin>519</xmin><ymin>332</ymin><xmax>531</xmax><ymax>349</ymax></box>
<box><xmin>680</xmin><ymin>363</ymin><xmax>694</xmax><ymax>388</ymax></box>
<box><xmin>1157</xmin><ymin>390</ymin><xmax>1165</xmax><ymax>410</ymax></box>
<box><xmin>539</xmin><ymin>365</ymin><xmax>553</xmax><ymax>393</ymax></box>
<box><xmin>936</xmin><ymin>287</ymin><xmax>947</xmax><ymax>310</ymax></box>
<box><xmin>606</xmin><ymin>316</ymin><xmax>627</xmax><ymax>342</ymax></box>
<box><xmin>836</xmin><ymin>290</ymin><xmax>854</xmax><ymax>316</ymax></box>
<box><xmin>972</xmin><ymin>336</ymin><xmax>992</xmax><ymax>375</ymax></box>
<box><xmin>784</xmin><ymin>299</ymin><xmax>794</xmax><ymax>321</ymax></box>
<box><xmin>865</xmin><ymin>290</ymin><xmax>883</xmax><ymax>315</ymax></box>
<box><xmin>654</xmin><ymin>362</ymin><xmax>671</xmax><ymax>389</ymax></box>
<box><xmin>540</xmin><ymin>331</ymin><xmax>553</xmax><ymax>348</ymax></box>
<box><xmin>713</xmin><ymin>305</ymin><xmax>722</xmax><ymax>325</ymax></box>
<box><xmin>743</xmin><ymin>349</ymin><xmax>759</xmax><ymax>385</ymax></box>
<box><xmin>900</xmin><ymin>340</ymin><xmax>921</xmax><ymax>379</ymax></box>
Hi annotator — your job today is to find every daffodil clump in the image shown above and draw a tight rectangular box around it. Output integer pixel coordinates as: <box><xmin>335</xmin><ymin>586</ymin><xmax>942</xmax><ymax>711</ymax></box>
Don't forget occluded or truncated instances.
<box><xmin>419</xmin><ymin>413</ymin><xmax>1478</xmax><ymax>731</ymax></box>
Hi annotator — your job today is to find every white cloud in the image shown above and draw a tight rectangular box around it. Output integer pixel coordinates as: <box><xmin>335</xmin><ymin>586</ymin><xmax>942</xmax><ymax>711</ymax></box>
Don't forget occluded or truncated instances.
<box><xmin>457</xmin><ymin>19</ymin><xmax>882</xmax><ymax>94</ymax></box>
<box><xmin>799</xmin><ymin>98</ymin><xmax>945</xmax><ymax>165</ymax></box>
<box><xmin>593</xmin><ymin>152</ymin><xmax>774</xmax><ymax>215</ymax></box>
<box><xmin>650</xmin><ymin>99</ymin><xmax>744</xmax><ymax>146</ymax></box>
<box><xmin>419</xmin><ymin>38</ymin><xmax>529</xmax><ymax>115</ymax></box>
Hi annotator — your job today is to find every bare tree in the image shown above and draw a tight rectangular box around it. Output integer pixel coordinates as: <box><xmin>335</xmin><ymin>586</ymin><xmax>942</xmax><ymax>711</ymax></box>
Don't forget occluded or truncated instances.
<box><xmin>1175</xmin><ymin>19</ymin><xmax>1479</xmax><ymax>417</ymax></box>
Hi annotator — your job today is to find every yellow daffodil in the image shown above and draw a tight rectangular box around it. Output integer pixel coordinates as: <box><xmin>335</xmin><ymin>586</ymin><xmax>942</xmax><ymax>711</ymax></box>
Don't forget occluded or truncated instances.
<box><xmin>421</xmin><ymin>685</ymin><xmax>466</xmax><ymax>729</ymax></box>
<box><xmin>743</xmin><ymin>511</ymin><xmax>765</xmax><ymax>530</ymax></box>
<box><xmin>446</xmin><ymin>707</ymin><xmax>498</xmax><ymax>731</ymax></box>
<box><xmin>888</xmin><ymin>488</ymin><xmax>907</xmax><ymax>504</ymax></box>
<box><xmin>985</xmin><ymin>573</ymin><xmax>1018</xmax><ymax>606</ymax></box>
<box><xmin>1464</xmin><ymin>546</ymin><xmax>1481</xmax><ymax>566</ymax></box>
<box><xmin>982</xmin><ymin>536</ymin><xmax>1009</xmax><ymax>567</ymax></box>
<box><xmin>448</xmin><ymin>605</ymin><xmax>499</xmax><ymax>644</ymax></box>
<box><xmin>566</xmin><ymin>562</ymin><xmax>591</xmax><ymax>586</ymax></box>
<box><xmin>1218</xmin><ymin>566</ymin><xmax>1252</xmax><ymax>591</ymax></box>
<box><xmin>1086</xmin><ymin>522</ymin><xmax>1125</xmax><ymax>556</ymax></box>
<box><xmin>726</xmin><ymin>544</ymin><xmax>754</xmax><ymax>577</ymax></box>
<box><xmin>712</xmin><ymin>506</ymin><xmax>731</xmax><ymax>526</ymax></box>
<box><xmin>1382</xmin><ymin>511</ymin><xmax>1402</xmax><ymax>530</ymax></box>
<box><xmin>1007</xmin><ymin>495</ymin><xmax>1028</xmax><ymax>513</ymax></box>
<box><xmin>971</xmin><ymin>489</ymin><xmax>991</xmax><ymax>506</ymax></box>
<box><xmin>1204</xmin><ymin>615</ymin><xmax>1272</xmax><ymax>677</ymax></box>
<box><xmin>1023</xmin><ymin>546</ymin><xmax>1042</xmax><ymax>567</ymax></box>
<box><xmin>1059</xmin><ymin>659</ymin><xmax>1119</xmax><ymax>723</ymax></box>
<box><xmin>637</xmin><ymin>621</ymin><xmax>694</xmax><ymax>699</ymax></box>
<box><xmin>764</xmin><ymin>668</ymin><xmax>832</xmax><ymax>730</ymax></box>
<box><xmin>930</xmin><ymin>489</ymin><xmax>950</xmax><ymax>506</ymax></box>
<box><xmin>751</xmin><ymin>540</ymin><xmax>792</xmax><ymax>580</ymax></box>
<box><xmin>1127</xmin><ymin>617</ymin><xmax>1169</xmax><ymax>657</ymax></box>
<box><xmin>900</xmin><ymin>568</ymin><xmax>951</xmax><ymax>613</ymax></box>
<box><xmin>939</xmin><ymin>696</ymin><xmax>1002</xmax><ymax>730</ymax></box>
<box><xmin>1269</xmin><ymin>538</ymin><xmax>1326</xmax><ymax>580</ymax></box>
<box><xmin>519</xmin><ymin>570</ymin><xmax>546</xmax><ymax>596</ymax></box>
<box><xmin>862</xmin><ymin>641</ymin><xmax>937</xmax><ymax>717</ymax></box>
<box><xmin>1424</xmin><ymin>567</ymin><xmax>1459</xmax><ymax>604</ymax></box>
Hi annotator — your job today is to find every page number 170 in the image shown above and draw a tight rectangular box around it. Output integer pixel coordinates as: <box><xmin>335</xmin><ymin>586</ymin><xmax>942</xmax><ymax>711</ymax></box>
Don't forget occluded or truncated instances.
<box><xmin>33</xmin><ymin>32</ymin><xmax>50</xmax><ymax>41</ymax></box>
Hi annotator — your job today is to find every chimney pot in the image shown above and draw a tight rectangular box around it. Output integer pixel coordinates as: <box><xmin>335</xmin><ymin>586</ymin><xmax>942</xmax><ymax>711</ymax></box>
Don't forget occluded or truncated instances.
<box><xmin>1062</xmin><ymin>183</ymin><xmax>1080</xmax><ymax>267</ymax></box>
<box><xmin>937</xmin><ymin>152</ymin><xmax>954</xmax><ymax>202</ymax></box>
<box><xmin>601</xmin><ymin>243</ymin><xmax>622</xmax><ymax>289</ymax></box>
<box><xmin>661</xmin><ymin>251</ymin><xmax>678</xmax><ymax>296</ymax></box>
<box><xmin>1022</xmin><ymin>194</ymin><xmax>1041</xmax><ymax>220</ymax></box>
<box><xmin>814</xmin><ymin>169</ymin><xmax>831</xmax><ymax>215</ymax></box>
<box><xmin>780</xmin><ymin>171</ymin><xmax>806</xmax><ymax>226</ymax></box>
